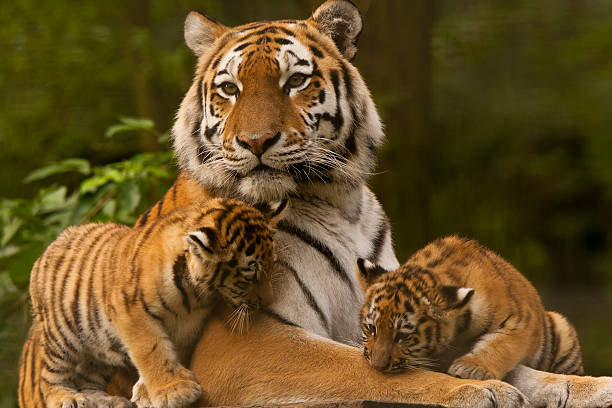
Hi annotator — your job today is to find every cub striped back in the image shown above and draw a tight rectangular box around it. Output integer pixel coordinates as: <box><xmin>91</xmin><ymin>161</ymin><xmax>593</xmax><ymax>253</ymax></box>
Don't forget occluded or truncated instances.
<box><xmin>22</xmin><ymin>198</ymin><xmax>285</xmax><ymax>408</ymax></box>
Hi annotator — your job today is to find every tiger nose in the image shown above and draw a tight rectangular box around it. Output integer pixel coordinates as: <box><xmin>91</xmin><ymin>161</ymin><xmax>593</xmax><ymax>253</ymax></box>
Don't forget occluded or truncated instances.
<box><xmin>370</xmin><ymin>348</ymin><xmax>391</xmax><ymax>371</ymax></box>
<box><xmin>237</xmin><ymin>132</ymin><xmax>280</xmax><ymax>157</ymax></box>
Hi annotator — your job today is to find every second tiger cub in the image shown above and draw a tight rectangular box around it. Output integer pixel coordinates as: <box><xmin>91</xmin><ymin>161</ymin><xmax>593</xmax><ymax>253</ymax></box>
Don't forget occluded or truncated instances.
<box><xmin>356</xmin><ymin>235</ymin><xmax>584</xmax><ymax>380</ymax></box>
<box><xmin>29</xmin><ymin>198</ymin><xmax>286</xmax><ymax>408</ymax></box>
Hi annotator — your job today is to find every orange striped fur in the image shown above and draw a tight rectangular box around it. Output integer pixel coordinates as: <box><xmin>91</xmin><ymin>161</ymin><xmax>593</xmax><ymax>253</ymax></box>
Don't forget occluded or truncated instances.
<box><xmin>357</xmin><ymin>236</ymin><xmax>584</xmax><ymax>379</ymax></box>
<box><xmin>21</xmin><ymin>198</ymin><xmax>284</xmax><ymax>407</ymax></box>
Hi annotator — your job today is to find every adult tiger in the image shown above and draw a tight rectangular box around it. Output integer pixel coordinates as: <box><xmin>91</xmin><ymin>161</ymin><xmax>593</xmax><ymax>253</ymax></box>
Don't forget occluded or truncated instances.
<box><xmin>19</xmin><ymin>1</ymin><xmax>612</xmax><ymax>407</ymax></box>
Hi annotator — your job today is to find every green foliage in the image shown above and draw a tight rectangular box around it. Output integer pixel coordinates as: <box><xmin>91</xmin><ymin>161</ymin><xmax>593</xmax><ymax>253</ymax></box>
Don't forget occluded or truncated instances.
<box><xmin>0</xmin><ymin>119</ymin><xmax>174</xmax><ymax>293</ymax></box>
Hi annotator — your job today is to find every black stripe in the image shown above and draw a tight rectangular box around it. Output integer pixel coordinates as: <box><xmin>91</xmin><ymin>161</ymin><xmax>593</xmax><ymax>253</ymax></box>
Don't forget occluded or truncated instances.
<box><xmin>140</xmin><ymin>292</ymin><xmax>164</xmax><ymax>323</ymax></box>
<box><xmin>171</xmin><ymin>181</ymin><xmax>178</xmax><ymax>207</ymax></box>
<box><xmin>172</xmin><ymin>254</ymin><xmax>191</xmax><ymax>313</ymax></box>
<box><xmin>233</xmin><ymin>42</ymin><xmax>253</xmax><ymax>51</ymax></box>
<box><xmin>368</xmin><ymin>216</ymin><xmax>389</xmax><ymax>263</ymax></box>
<box><xmin>277</xmin><ymin>260</ymin><xmax>330</xmax><ymax>334</ymax></box>
<box><xmin>157</xmin><ymin>288</ymin><xmax>179</xmax><ymax>318</ymax></box>
<box><xmin>204</xmin><ymin>122</ymin><xmax>220</xmax><ymax>141</ymax></box>
<box><xmin>274</xmin><ymin>38</ymin><xmax>292</xmax><ymax>45</ymax></box>
<box><xmin>196</xmin><ymin>76</ymin><xmax>203</xmax><ymax>110</ymax></box>
<box><xmin>309</xmin><ymin>45</ymin><xmax>324</xmax><ymax>58</ymax></box>
<box><xmin>138</xmin><ymin>203</ymin><xmax>155</xmax><ymax>227</ymax></box>
<box><xmin>341</xmin><ymin>62</ymin><xmax>354</xmax><ymax>100</ymax></box>
<box><xmin>321</xmin><ymin>69</ymin><xmax>344</xmax><ymax>134</ymax></box>
<box><xmin>157</xmin><ymin>191</ymin><xmax>166</xmax><ymax>217</ymax></box>
<box><xmin>278</xmin><ymin>220</ymin><xmax>355</xmax><ymax>291</ymax></box>
<box><xmin>548</xmin><ymin>313</ymin><xmax>560</xmax><ymax>371</ymax></box>
<box><xmin>552</xmin><ymin>342</ymin><xmax>578</xmax><ymax>373</ymax></box>
<box><xmin>261</xmin><ymin>307</ymin><xmax>300</xmax><ymax>328</ymax></box>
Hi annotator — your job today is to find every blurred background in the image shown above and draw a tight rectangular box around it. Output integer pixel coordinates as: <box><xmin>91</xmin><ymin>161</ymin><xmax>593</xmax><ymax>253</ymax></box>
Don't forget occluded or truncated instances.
<box><xmin>1</xmin><ymin>0</ymin><xmax>611</xmax><ymax>405</ymax></box>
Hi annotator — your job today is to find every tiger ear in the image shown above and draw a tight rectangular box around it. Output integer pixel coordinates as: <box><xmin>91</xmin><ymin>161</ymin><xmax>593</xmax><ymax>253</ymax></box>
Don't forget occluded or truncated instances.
<box><xmin>185</xmin><ymin>227</ymin><xmax>217</xmax><ymax>259</ymax></box>
<box><xmin>184</xmin><ymin>11</ymin><xmax>229</xmax><ymax>57</ymax></box>
<box><xmin>440</xmin><ymin>286</ymin><xmax>475</xmax><ymax>310</ymax></box>
<box><xmin>356</xmin><ymin>258</ymin><xmax>388</xmax><ymax>292</ymax></box>
<box><xmin>309</xmin><ymin>0</ymin><xmax>363</xmax><ymax>60</ymax></box>
<box><xmin>264</xmin><ymin>199</ymin><xmax>289</xmax><ymax>228</ymax></box>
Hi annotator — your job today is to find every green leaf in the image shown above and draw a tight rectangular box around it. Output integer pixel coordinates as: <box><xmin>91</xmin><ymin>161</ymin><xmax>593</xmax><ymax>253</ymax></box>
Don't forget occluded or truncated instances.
<box><xmin>118</xmin><ymin>181</ymin><xmax>141</xmax><ymax>215</ymax></box>
<box><xmin>39</xmin><ymin>186</ymin><xmax>68</xmax><ymax>212</ymax></box>
<box><xmin>105</xmin><ymin>117</ymin><xmax>155</xmax><ymax>138</ymax></box>
<box><xmin>1</xmin><ymin>219</ymin><xmax>23</xmax><ymax>247</ymax></box>
<box><xmin>7</xmin><ymin>244</ymin><xmax>45</xmax><ymax>289</ymax></box>
<box><xmin>80</xmin><ymin>176</ymin><xmax>109</xmax><ymax>194</ymax></box>
<box><xmin>24</xmin><ymin>159</ymin><xmax>91</xmax><ymax>183</ymax></box>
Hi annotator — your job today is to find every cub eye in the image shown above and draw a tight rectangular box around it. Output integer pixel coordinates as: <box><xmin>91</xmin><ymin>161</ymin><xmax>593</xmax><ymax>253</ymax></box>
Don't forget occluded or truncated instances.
<box><xmin>363</xmin><ymin>323</ymin><xmax>376</xmax><ymax>336</ymax></box>
<box><xmin>394</xmin><ymin>331</ymin><xmax>411</xmax><ymax>343</ymax></box>
<box><xmin>220</xmin><ymin>82</ymin><xmax>239</xmax><ymax>96</ymax></box>
<box><xmin>286</xmin><ymin>73</ymin><xmax>308</xmax><ymax>89</ymax></box>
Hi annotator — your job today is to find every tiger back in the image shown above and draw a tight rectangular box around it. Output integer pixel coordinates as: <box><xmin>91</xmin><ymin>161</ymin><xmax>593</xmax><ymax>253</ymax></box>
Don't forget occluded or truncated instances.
<box><xmin>26</xmin><ymin>198</ymin><xmax>285</xmax><ymax>408</ymax></box>
<box><xmin>357</xmin><ymin>235</ymin><xmax>584</xmax><ymax>380</ymax></box>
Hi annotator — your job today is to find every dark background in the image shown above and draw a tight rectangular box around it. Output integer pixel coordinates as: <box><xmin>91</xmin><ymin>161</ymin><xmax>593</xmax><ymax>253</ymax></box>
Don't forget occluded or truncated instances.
<box><xmin>1</xmin><ymin>0</ymin><xmax>611</xmax><ymax>405</ymax></box>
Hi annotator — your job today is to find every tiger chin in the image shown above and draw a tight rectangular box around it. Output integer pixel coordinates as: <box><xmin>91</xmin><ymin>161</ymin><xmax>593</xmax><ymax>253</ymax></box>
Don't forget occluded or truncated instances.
<box><xmin>356</xmin><ymin>235</ymin><xmax>584</xmax><ymax>381</ymax></box>
<box><xmin>28</xmin><ymin>198</ymin><xmax>286</xmax><ymax>408</ymax></box>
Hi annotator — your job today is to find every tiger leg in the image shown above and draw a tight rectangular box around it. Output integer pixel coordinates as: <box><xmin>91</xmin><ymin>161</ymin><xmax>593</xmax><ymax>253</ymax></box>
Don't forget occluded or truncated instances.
<box><xmin>448</xmin><ymin>326</ymin><xmax>537</xmax><ymax>380</ymax></box>
<box><xmin>111</xmin><ymin>307</ymin><xmax>201</xmax><ymax>408</ymax></box>
<box><xmin>505</xmin><ymin>365</ymin><xmax>612</xmax><ymax>408</ymax></box>
<box><xmin>189</xmin><ymin>307</ymin><xmax>529</xmax><ymax>408</ymax></box>
<box><xmin>539</xmin><ymin>311</ymin><xmax>584</xmax><ymax>375</ymax></box>
<box><xmin>18</xmin><ymin>323</ymin><xmax>45</xmax><ymax>408</ymax></box>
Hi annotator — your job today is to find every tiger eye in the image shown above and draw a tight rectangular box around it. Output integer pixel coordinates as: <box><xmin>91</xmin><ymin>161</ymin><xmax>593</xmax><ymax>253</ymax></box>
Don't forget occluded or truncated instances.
<box><xmin>221</xmin><ymin>82</ymin><xmax>239</xmax><ymax>96</ymax></box>
<box><xmin>286</xmin><ymin>73</ymin><xmax>307</xmax><ymax>88</ymax></box>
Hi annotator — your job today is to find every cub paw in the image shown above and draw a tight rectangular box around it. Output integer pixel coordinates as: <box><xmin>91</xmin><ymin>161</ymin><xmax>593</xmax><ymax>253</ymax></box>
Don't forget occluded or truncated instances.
<box><xmin>449</xmin><ymin>356</ymin><xmax>497</xmax><ymax>380</ymax></box>
<box><xmin>149</xmin><ymin>368</ymin><xmax>202</xmax><ymax>408</ymax></box>
<box><xmin>59</xmin><ymin>394</ymin><xmax>87</xmax><ymax>408</ymax></box>
<box><xmin>80</xmin><ymin>390</ymin><xmax>134</xmax><ymax>408</ymax></box>
<box><xmin>446</xmin><ymin>380</ymin><xmax>529</xmax><ymax>408</ymax></box>
<box><xmin>131</xmin><ymin>377</ymin><xmax>152</xmax><ymax>408</ymax></box>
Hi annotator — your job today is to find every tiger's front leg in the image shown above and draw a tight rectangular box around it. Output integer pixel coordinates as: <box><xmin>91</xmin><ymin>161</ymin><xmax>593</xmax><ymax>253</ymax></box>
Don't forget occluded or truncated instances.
<box><xmin>506</xmin><ymin>365</ymin><xmax>612</xmax><ymax>408</ymax></box>
<box><xmin>449</xmin><ymin>327</ymin><xmax>537</xmax><ymax>380</ymax></box>
<box><xmin>111</xmin><ymin>307</ymin><xmax>202</xmax><ymax>408</ymax></box>
<box><xmin>189</xmin><ymin>306</ymin><xmax>529</xmax><ymax>408</ymax></box>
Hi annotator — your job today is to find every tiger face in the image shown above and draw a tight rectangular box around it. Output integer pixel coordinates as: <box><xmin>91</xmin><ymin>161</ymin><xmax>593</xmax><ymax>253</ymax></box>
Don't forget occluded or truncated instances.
<box><xmin>184</xmin><ymin>199</ymin><xmax>287</xmax><ymax>312</ymax></box>
<box><xmin>357</xmin><ymin>259</ymin><xmax>474</xmax><ymax>372</ymax></box>
<box><xmin>174</xmin><ymin>0</ymin><xmax>384</xmax><ymax>203</ymax></box>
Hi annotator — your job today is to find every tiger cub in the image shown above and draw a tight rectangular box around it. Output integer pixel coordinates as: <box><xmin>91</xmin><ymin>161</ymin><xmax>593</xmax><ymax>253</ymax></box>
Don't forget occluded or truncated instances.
<box><xmin>356</xmin><ymin>235</ymin><xmax>584</xmax><ymax>380</ymax></box>
<box><xmin>29</xmin><ymin>197</ymin><xmax>286</xmax><ymax>408</ymax></box>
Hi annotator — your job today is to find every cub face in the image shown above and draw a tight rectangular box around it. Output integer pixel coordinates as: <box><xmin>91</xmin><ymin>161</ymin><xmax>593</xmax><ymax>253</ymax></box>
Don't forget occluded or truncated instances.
<box><xmin>184</xmin><ymin>199</ymin><xmax>287</xmax><ymax>312</ymax></box>
<box><xmin>356</xmin><ymin>259</ymin><xmax>474</xmax><ymax>372</ymax></box>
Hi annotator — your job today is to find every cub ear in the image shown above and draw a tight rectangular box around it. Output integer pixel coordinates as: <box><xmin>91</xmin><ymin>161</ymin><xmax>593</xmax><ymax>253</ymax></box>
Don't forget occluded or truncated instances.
<box><xmin>356</xmin><ymin>258</ymin><xmax>388</xmax><ymax>292</ymax></box>
<box><xmin>309</xmin><ymin>0</ymin><xmax>363</xmax><ymax>60</ymax></box>
<box><xmin>264</xmin><ymin>199</ymin><xmax>289</xmax><ymax>227</ymax></box>
<box><xmin>185</xmin><ymin>227</ymin><xmax>217</xmax><ymax>259</ymax></box>
<box><xmin>184</xmin><ymin>11</ymin><xmax>229</xmax><ymax>57</ymax></box>
<box><xmin>440</xmin><ymin>286</ymin><xmax>475</xmax><ymax>310</ymax></box>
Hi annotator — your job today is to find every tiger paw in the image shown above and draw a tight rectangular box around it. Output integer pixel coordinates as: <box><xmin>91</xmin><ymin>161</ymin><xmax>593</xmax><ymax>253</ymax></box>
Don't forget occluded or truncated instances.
<box><xmin>445</xmin><ymin>380</ymin><xmax>529</xmax><ymax>408</ymax></box>
<box><xmin>449</xmin><ymin>356</ymin><xmax>497</xmax><ymax>380</ymax></box>
<box><xmin>131</xmin><ymin>377</ymin><xmax>152</xmax><ymax>408</ymax></box>
<box><xmin>58</xmin><ymin>394</ymin><xmax>88</xmax><ymax>408</ymax></box>
<box><xmin>148</xmin><ymin>368</ymin><xmax>202</xmax><ymax>408</ymax></box>
<box><xmin>80</xmin><ymin>390</ymin><xmax>134</xmax><ymax>408</ymax></box>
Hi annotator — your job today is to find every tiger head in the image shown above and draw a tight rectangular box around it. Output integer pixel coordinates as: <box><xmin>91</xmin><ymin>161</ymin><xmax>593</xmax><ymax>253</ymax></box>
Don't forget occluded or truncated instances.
<box><xmin>173</xmin><ymin>0</ymin><xmax>384</xmax><ymax>203</ymax></box>
<box><xmin>183</xmin><ymin>198</ymin><xmax>287</xmax><ymax>318</ymax></box>
<box><xmin>356</xmin><ymin>259</ymin><xmax>475</xmax><ymax>372</ymax></box>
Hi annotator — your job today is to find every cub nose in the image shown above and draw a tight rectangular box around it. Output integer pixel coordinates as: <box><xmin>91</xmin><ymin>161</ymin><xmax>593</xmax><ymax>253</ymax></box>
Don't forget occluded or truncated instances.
<box><xmin>237</xmin><ymin>132</ymin><xmax>280</xmax><ymax>157</ymax></box>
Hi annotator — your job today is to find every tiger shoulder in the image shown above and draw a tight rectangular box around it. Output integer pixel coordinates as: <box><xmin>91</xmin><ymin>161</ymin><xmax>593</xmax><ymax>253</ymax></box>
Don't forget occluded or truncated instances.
<box><xmin>356</xmin><ymin>235</ymin><xmax>584</xmax><ymax>380</ymax></box>
<box><xmin>27</xmin><ymin>198</ymin><xmax>286</xmax><ymax>408</ymax></box>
